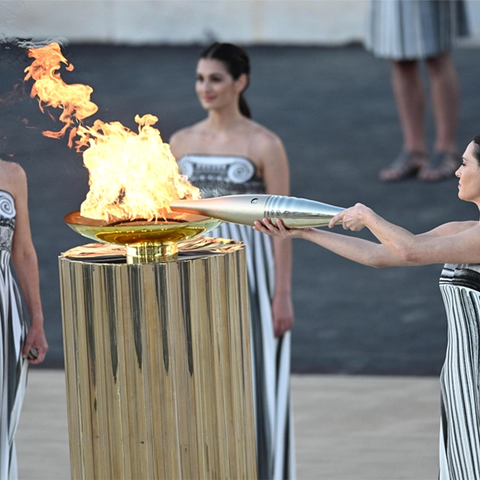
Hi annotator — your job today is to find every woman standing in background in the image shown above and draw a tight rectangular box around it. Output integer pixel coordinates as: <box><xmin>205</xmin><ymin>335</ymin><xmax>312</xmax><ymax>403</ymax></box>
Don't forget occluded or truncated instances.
<box><xmin>365</xmin><ymin>0</ymin><xmax>469</xmax><ymax>182</ymax></box>
<box><xmin>170</xmin><ymin>42</ymin><xmax>295</xmax><ymax>479</ymax></box>
<box><xmin>0</xmin><ymin>159</ymin><xmax>48</xmax><ymax>479</ymax></box>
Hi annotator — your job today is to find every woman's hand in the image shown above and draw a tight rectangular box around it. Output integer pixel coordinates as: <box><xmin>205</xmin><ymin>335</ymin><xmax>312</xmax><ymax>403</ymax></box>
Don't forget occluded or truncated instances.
<box><xmin>272</xmin><ymin>292</ymin><xmax>294</xmax><ymax>337</ymax></box>
<box><xmin>329</xmin><ymin>203</ymin><xmax>372</xmax><ymax>232</ymax></box>
<box><xmin>253</xmin><ymin>218</ymin><xmax>307</xmax><ymax>238</ymax></box>
<box><xmin>22</xmin><ymin>323</ymin><xmax>48</xmax><ymax>365</ymax></box>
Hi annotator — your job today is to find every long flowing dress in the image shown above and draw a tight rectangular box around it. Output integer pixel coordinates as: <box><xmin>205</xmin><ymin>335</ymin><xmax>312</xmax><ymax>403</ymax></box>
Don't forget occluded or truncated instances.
<box><xmin>365</xmin><ymin>0</ymin><xmax>469</xmax><ymax>60</ymax></box>
<box><xmin>178</xmin><ymin>154</ymin><xmax>295</xmax><ymax>480</ymax></box>
<box><xmin>438</xmin><ymin>263</ymin><xmax>480</xmax><ymax>479</ymax></box>
<box><xmin>0</xmin><ymin>190</ymin><xmax>28</xmax><ymax>480</ymax></box>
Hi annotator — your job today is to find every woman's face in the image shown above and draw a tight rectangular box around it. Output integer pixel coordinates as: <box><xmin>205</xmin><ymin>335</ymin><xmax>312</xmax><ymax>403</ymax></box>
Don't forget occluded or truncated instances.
<box><xmin>195</xmin><ymin>58</ymin><xmax>245</xmax><ymax>112</ymax></box>
<box><xmin>456</xmin><ymin>141</ymin><xmax>480</xmax><ymax>203</ymax></box>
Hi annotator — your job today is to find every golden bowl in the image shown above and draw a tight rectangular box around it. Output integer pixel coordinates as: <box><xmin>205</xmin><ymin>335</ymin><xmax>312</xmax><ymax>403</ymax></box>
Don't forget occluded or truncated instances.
<box><xmin>64</xmin><ymin>211</ymin><xmax>222</xmax><ymax>263</ymax></box>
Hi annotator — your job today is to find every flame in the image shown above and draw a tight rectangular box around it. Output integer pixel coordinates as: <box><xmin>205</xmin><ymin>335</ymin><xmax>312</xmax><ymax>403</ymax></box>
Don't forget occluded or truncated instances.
<box><xmin>24</xmin><ymin>42</ymin><xmax>200</xmax><ymax>222</ymax></box>
<box><xmin>24</xmin><ymin>42</ymin><xmax>97</xmax><ymax>147</ymax></box>
<box><xmin>77</xmin><ymin>114</ymin><xmax>199</xmax><ymax>221</ymax></box>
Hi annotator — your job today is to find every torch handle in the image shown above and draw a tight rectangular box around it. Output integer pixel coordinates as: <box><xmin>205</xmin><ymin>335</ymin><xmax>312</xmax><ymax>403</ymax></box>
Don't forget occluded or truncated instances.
<box><xmin>170</xmin><ymin>195</ymin><xmax>344</xmax><ymax>228</ymax></box>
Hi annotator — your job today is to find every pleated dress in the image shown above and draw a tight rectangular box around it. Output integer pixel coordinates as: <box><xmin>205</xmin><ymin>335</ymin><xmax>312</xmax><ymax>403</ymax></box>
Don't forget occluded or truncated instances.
<box><xmin>365</xmin><ymin>0</ymin><xmax>469</xmax><ymax>60</ymax></box>
<box><xmin>178</xmin><ymin>154</ymin><xmax>295</xmax><ymax>480</ymax></box>
<box><xmin>438</xmin><ymin>264</ymin><xmax>480</xmax><ymax>479</ymax></box>
<box><xmin>0</xmin><ymin>190</ymin><xmax>28</xmax><ymax>480</ymax></box>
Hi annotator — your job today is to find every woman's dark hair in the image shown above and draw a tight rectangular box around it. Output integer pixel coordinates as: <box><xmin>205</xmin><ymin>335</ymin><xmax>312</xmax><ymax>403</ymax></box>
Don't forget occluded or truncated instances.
<box><xmin>473</xmin><ymin>134</ymin><xmax>480</xmax><ymax>166</ymax></box>
<box><xmin>199</xmin><ymin>42</ymin><xmax>251</xmax><ymax>118</ymax></box>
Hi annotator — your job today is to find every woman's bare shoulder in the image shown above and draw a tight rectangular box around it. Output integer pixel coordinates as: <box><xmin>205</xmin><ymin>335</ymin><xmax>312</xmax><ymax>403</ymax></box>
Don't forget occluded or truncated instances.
<box><xmin>425</xmin><ymin>220</ymin><xmax>479</xmax><ymax>237</ymax></box>
<box><xmin>0</xmin><ymin>160</ymin><xmax>26</xmax><ymax>187</ymax></box>
<box><xmin>171</xmin><ymin>120</ymin><xmax>209</xmax><ymax>140</ymax></box>
<box><xmin>0</xmin><ymin>158</ymin><xmax>24</xmax><ymax>173</ymax></box>
<box><xmin>249</xmin><ymin>120</ymin><xmax>282</xmax><ymax>142</ymax></box>
<box><xmin>458</xmin><ymin>221</ymin><xmax>480</xmax><ymax>234</ymax></box>
<box><xmin>170</xmin><ymin>122</ymin><xmax>207</xmax><ymax>158</ymax></box>
<box><xmin>248</xmin><ymin>121</ymin><xmax>285</xmax><ymax>154</ymax></box>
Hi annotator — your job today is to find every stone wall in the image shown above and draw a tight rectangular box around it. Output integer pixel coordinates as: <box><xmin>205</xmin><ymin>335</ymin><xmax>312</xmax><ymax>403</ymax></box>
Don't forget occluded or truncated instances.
<box><xmin>0</xmin><ymin>0</ymin><xmax>369</xmax><ymax>45</ymax></box>
<box><xmin>1</xmin><ymin>0</ymin><xmax>479</xmax><ymax>46</ymax></box>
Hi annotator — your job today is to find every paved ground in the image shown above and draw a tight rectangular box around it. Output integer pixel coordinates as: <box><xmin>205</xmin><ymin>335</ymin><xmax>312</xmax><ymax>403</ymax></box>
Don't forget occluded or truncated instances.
<box><xmin>17</xmin><ymin>370</ymin><xmax>440</xmax><ymax>480</ymax></box>
<box><xmin>0</xmin><ymin>43</ymin><xmax>479</xmax><ymax>374</ymax></box>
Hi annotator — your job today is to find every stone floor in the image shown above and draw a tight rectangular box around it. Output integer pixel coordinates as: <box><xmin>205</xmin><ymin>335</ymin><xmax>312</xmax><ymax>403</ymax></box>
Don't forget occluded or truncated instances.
<box><xmin>16</xmin><ymin>370</ymin><xmax>440</xmax><ymax>480</ymax></box>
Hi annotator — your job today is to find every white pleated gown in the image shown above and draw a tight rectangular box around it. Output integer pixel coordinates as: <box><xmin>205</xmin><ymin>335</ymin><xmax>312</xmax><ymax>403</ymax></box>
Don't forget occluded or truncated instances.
<box><xmin>178</xmin><ymin>155</ymin><xmax>295</xmax><ymax>480</ymax></box>
<box><xmin>438</xmin><ymin>264</ymin><xmax>480</xmax><ymax>479</ymax></box>
<box><xmin>365</xmin><ymin>0</ymin><xmax>469</xmax><ymax>60</ymax></box>
<box><xmin>0</xmin><ymin>191</ymin><xmax>28</xmax><ymax>480</ymax></box>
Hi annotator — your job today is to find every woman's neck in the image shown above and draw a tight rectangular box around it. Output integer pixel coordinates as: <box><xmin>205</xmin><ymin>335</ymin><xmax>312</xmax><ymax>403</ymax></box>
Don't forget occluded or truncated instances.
<box><xmin>206</xmin><ymin>107</ymin><xmax>246</xmax><ymax>133</ymax></box>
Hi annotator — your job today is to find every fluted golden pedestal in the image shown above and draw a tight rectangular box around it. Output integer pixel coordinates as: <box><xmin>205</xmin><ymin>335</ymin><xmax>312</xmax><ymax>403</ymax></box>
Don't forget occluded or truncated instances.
<box><xmin>58</xmin><ymin>239</ymin><xmax>256</xmax><ymax>480</ymax></box>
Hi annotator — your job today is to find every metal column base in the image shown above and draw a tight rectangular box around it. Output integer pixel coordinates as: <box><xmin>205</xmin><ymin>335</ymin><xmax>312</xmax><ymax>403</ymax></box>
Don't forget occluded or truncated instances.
<box><xmin>58</xmin><ymin>240</ymin><xmax>256</xmax><ymax>479</ymax></box>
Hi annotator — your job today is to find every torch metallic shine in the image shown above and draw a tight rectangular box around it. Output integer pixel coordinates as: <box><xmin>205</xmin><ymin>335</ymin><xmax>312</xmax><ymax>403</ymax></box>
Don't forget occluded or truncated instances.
<box><xmin>170</xmin><ymin>194</ymin><xmax>344</xmax><ymax>228</ymax></box>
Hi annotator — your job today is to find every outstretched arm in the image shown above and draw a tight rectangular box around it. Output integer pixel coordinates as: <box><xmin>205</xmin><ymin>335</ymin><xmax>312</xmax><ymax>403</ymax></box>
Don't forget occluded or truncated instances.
<box><xmin>254</xmin><ymin>218</ymin><xmax>410</xmax><ymax>268</ymax></box>
<box><xmin>254</xmin><ymin>203</ymin><xmax>480</xmax><ymax>267</ymax></box>
<box><xmin>331</xmin><ymin>204</ymin><xmax>480</xmax><ymax>265</ymax></box>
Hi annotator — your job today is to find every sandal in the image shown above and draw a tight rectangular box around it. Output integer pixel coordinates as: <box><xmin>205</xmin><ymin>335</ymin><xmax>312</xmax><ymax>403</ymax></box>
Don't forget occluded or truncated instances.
<box><xmin>379</xmin><ymin>151</ymin><xmax>428</xmax><ymax>182</ymax></box>
<box><xmin>417</xmin><ymin>152</ymin><xmax>460</xmax><ymax>182</ymax></box>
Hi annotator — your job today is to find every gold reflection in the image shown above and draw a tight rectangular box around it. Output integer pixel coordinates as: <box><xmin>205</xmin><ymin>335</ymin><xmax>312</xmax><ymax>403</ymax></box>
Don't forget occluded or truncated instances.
<box><xmin>58</xmin><ymin>241</ymin><xmax>257</xmax><ymax>479</ymax></box>
<box><xmin>64</xmin><ymin>211</ymin><xmax>222</xmax><ymax>263</ymax></box>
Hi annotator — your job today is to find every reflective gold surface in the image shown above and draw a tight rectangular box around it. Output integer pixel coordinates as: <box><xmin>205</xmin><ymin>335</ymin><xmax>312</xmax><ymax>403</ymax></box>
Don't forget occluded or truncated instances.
<box><xmin>64</xmin><ymin>211</ymin><xmax>222</xmax><ymax>263</ymax></box>
<box><xmin>58</xmin><ymin>242</ymin><xmax>256</xmax><ymax>479</ymax></box>
<box><xmin>170</xmin><ymin>194</ymin><xmax>345</xmax><ymax>228</ymax></box>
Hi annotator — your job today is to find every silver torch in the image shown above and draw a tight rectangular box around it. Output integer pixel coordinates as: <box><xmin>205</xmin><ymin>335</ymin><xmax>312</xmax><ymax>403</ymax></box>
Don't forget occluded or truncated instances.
<box><xmin>170</xmin><ymin>194</ymin><xmax>344</xmax><ymax>228</ymax></box>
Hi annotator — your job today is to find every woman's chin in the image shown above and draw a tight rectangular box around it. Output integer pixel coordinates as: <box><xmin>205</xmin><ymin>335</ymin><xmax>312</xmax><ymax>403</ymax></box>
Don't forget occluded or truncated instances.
<box><xmin>200</xmin><ymin>99</ymin><xmax>216</xmax><ymax>110</ymax></box>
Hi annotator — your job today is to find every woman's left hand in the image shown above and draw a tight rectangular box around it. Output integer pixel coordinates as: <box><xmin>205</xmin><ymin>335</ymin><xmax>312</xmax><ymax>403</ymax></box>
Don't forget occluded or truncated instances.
<box><xmin>22</xmin><ymin>324</ymin><xmax>48</xmax><ymax>364</ymax></box>
<box><xmin>329</xmin><ymin>203</ymin><xmax>372</xmax><ymax>232</ymax></box>
<box><xmin>254</xmin><ymin>218</ymin><xmax>306</xmax><ymax>238</ymax></box>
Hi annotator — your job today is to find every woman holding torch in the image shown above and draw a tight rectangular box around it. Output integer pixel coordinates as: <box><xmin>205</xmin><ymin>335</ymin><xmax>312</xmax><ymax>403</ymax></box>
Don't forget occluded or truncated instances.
<box><xmin>170</xmin><ymin>42</ymin><xmax>295</xmax><ymax>480</ymax></box>
<box><xmin>254</xmin><ymin>136</ymin><xmax>480</xmax><ymax>479</ymax></box>
<box><xmin>0</xmin><ymin>159</ymin><xmax>48</xmax><ymax>479</ymax></box>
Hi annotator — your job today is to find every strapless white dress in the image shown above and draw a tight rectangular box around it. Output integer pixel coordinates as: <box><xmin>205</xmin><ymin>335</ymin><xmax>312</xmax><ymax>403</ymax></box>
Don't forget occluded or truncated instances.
<box><xmin>178</xmin><ymin>155</ymin><xmax>295</xmax><ymax>480</ymax></box>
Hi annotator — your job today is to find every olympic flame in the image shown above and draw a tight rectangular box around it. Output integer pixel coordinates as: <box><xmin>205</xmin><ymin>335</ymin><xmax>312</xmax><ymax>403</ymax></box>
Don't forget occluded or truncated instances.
<box><xmin>24</xmin><ymin>42</ymin><xmax>200</xmax><ymax>222</ymax></box>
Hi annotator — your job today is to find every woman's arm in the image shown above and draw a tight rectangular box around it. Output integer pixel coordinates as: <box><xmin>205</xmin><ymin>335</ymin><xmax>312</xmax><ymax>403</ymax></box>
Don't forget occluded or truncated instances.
<box><xmin>271</xmin><ymin>232</ymin><xmax>294</xmax><ymax>337</ymax></box>
<box><xmin>258</xmin><ymin>130</ymin><xmax>294</xmax><ymax>336</ymax></box>
<box><xmin>332</xmin><ymin>204</ymin><xmax>480</xmax><ymax>265</ymax></box>
<box><xmin>9</xmin><ymin>164</ymin><xmax>48</xmax><ymax>364</ymax></box>
<box><xmin>255</xmin><ymin>218</ymin><xmax>410</xmax><ymax>268</ymax></box>
<box><xmin>254</xmin><ymin>204</ymin><xmax>480</xmax><ymax>268</ymax></box>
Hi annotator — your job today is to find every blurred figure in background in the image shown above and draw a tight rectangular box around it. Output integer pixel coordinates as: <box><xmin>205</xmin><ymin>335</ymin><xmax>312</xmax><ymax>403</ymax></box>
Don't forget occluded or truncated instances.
<box><xmin>0</xmin><ymin>159</ymin><xmax>48</xmax><ymax>479</ymax></box>
<box><xmin>170</xmin><ymin>42</ymin><xmax>295</xmax><ymax>480</ymax></box>
<box><xmin>365</xmin><ymin>0</ymin><xmax>469</xmax><ymax>182</ymax></box>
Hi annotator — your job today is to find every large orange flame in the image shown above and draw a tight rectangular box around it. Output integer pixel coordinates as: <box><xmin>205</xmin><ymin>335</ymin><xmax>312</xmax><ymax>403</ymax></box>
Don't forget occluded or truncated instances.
<box><xmin>24</xmin><ymin>42</ymin><xmax>97</xmax><ymax>147</ymax></box>
<box><xmin>24</xmin><ymin>42</ymin><xmax>200</xmax><ymax>222</ymax></box>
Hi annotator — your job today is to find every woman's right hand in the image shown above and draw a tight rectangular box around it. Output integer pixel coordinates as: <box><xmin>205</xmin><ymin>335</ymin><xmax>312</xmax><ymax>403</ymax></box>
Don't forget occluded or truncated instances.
<box><xmin>22</xmin><ymin>324</ymin><xmax>48</xmax><ymax>364</ymax></box>
<box><xmin>253</xmin><ymin>218</ymin><xmax>307</xmax><ymax>238</ymax></box>
<box><xmin>329</xmin><ymin>203</ymin><xmax>373</xmax><ymax>232</ymax></box>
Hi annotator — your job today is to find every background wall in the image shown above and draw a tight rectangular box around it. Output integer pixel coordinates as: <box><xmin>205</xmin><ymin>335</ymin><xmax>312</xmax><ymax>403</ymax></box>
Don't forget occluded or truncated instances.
<box><xmin>2</xmin><ymin>0</ymin><xmax>479</xmax><ymax>46</ymax></box>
